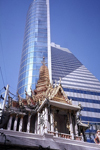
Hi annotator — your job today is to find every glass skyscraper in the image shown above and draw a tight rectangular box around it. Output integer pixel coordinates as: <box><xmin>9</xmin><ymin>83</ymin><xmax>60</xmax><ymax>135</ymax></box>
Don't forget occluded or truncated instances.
<box><xmin>17</xmin><ymin>0</ymin><xmax>51</xmax><ymax>98</ymax></box>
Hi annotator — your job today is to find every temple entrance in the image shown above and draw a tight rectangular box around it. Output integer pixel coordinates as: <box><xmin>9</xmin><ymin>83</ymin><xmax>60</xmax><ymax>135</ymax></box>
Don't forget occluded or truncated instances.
<box><xmin>54</xmin><ymin>113</ymin><xmax>69</xmax><ymax>134</ymax></box>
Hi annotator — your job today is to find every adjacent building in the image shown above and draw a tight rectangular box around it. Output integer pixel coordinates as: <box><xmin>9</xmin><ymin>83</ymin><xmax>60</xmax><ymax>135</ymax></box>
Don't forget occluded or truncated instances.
<box><xmin>17</xmin><ymin>0</ymin><xmax>51</xmax><ymax>98</ymax></box>
<box><xmin>51</xmin><ymin>43</ymin><xmax>100</xmax><ymax>143</ymax></box>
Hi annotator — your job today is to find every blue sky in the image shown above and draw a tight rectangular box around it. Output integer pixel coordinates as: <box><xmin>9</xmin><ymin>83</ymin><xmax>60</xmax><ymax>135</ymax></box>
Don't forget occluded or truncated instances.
<box><xmin>0</xmin><ymin>0</ymin><xmax>100</xmax><ymax>96</ymax></box>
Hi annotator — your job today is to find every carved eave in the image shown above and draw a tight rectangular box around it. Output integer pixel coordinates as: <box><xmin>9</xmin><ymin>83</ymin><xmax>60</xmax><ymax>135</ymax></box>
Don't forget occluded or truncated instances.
<box><xmin>26</xmin><ymin>95</ymin><xmax>36</xmax><ymax>106</ymax></box>
<box><xmin>17</xmin><ymin>93</ymin><xmax>24</xmax><ymax>107</ymax></box>
<box><xmin>45</xmin><ymin>84</ymin><xmax>72</xmax><ymax>105</ymax></box>
<box><xmin>18</xmin><ymin>97</ymin><xmax>28</xmax><ymax>109</ymax></box>
<box><xmin>21</xmin><ymin>99</ymin><xmax>27</xmax><ymax>106</ymax></box>
<box><xmin>49</xmin><ymin>100</ymin><xmax>80</xmax><ymax>111</ymax></box>
<box><xmin>77</xmin><ymin>120</ymin><xmax>89</xmax><ymax>130</ymax></box>
<box><xmin>37</xmin><ymin>98</ymin><xmax>80</xmax><ymax>112</ymax></box>
<box><xmin>23</xmin><ymin>105</ymin><xmax>37</xmax><ymax>112</ymax></box>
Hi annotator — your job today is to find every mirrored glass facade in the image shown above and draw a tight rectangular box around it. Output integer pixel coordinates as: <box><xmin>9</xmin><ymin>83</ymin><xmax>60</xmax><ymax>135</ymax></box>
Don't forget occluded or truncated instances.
<box><xmin>17</xmin><ymin>0</ymin><xmax>51</xmax><ymax>98</ymax></box>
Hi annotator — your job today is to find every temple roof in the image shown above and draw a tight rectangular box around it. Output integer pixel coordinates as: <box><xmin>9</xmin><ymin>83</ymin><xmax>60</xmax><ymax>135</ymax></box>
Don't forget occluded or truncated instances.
<box><xmin>39</xmin><ymin>63</ymin><xmax>49</xmax><ymax>80</ymax></box>
<box><xmin>8</xmin><ymin>58</ymin><xmax>81</xmax><ymax>112</ymax></box>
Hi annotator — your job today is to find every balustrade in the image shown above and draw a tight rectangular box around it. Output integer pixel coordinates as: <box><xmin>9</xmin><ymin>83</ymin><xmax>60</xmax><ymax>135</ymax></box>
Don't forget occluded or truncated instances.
<box><xmin>48</xmin><ymin>130</ymin><xmax>72</xmax><ymax>139</ymax></box>
<box><xmin>48</xmin><ymin>130</ymin><xmax>83</xmax><ymax>141</ymax></box>
<box><xmin>74</xmin><ymin>135</ymin><xmax>82</xmax><ymax>141</ymax></box>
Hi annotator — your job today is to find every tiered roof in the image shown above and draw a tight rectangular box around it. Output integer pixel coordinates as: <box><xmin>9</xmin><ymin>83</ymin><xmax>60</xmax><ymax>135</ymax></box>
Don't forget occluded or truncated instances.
<box><xmin>7</xmin><ymin>58</ymin><xmax>81</xmax><ymax>113</ymax></box>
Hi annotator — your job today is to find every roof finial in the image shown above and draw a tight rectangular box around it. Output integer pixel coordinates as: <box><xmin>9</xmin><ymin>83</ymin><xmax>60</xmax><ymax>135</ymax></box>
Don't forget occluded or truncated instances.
<box><xmin>41</xmin><ymin>57</ymin><xmax>46</xmax><ymax>65</ymax></box>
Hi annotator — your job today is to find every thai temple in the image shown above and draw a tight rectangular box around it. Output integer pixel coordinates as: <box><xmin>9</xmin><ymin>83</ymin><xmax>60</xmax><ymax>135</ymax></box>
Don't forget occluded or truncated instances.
<box><xmin>0</xmin><ymin>59</ymin><xmax>100</xmax><ymax>149</ymax></box>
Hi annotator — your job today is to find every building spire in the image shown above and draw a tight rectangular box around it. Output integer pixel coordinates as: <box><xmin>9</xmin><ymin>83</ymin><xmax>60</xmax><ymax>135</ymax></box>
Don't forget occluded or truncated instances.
<box><xmin>41</xmin><ymin>57</ymin><xmax>46</xmax><ymax>65</ymax></box>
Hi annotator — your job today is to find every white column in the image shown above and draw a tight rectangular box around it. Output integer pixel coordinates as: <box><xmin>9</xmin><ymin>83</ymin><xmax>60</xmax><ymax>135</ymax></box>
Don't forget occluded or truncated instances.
<box><xmin>50</xmin><ymin>110</ymin><xmax>54</xmax><ymax>132</ymax></box>
<box><xmin>75</xmin><ymin>114</ymin><xmax>78</xmax><ymax>136</ymax></box>
<box><xmin>41</xmin><ymin>110</ymin><xmax>44</xmax><ymax>134</ymax></box>
<box><xmin>19</xmin><ymin>116</ymin><xmax>23</xmax><ymax>132</ymax></box>
<box><xmin>81</xmin><ymin>133</ymin><xmax>84</xmax><ymax>141</ymax></box>
<box><xmin>69</xmin><ymin>112</ymin><xmax>74</xmax><ymax>140</ymax></box>
<box><xmin>7</xmin><ymin>115</ymin><xmax>12</xmax><ymax>130</ymax></box>
<box><xmin>27</xmin><ymin>114</ymin><xmax>31</xmax><ymax>133</ymax></box>
<box><xmin>37</xmin><ymin>112</ymin><xmax>40</xmax><ymax>134</ymax></box>
<box><xmin>14</xmin><ymin>114</ymin><xmax>18</xmax><ymax>131</ymax></box>
<box><xmin>55</xmin><ymin>128</ymin><xmax>58</xmax><ymax>137</ymax></box>
<box><xmin>44</xmin><ymin>107</ymin><xmax>48</xmax><ymax>133</ymax></box>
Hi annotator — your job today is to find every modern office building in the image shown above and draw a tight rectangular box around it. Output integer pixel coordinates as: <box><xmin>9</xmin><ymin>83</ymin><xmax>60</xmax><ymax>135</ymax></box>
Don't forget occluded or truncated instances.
<box><xmin>17</xmin><ymin>0</ymin><xmax>51</xmax><ymax>98</ymax></box>
<box><xmin>51</xmin><ymin>43</ymin><xmax>100</xmax><ymax>143</ymax></box>
<box><xmin>17</xmin><ymin>0</ymin><xmax>100</xmax><ymax>143</ymax></box>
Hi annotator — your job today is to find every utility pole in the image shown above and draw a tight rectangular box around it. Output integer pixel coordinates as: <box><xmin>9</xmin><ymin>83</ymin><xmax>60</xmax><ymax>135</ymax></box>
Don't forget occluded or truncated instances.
<box><xmin>2</xmin><ymin>84</ymin><xmax>9</xmax><ymax>110</ymax></box>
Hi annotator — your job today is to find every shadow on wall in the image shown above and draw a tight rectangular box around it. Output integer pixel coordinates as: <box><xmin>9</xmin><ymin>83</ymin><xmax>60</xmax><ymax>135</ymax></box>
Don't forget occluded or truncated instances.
<box><xmin>51</xmin><ymin>46</ymin><xmax>82</xmax><ymax>82</ymax></box>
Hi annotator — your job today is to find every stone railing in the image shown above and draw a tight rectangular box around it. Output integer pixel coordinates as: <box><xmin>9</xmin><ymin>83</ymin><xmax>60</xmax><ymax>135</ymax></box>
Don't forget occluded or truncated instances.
<box><xmin>74</xmin><ymin>135</ymin><xmax>82</xmax><ymax>141</ymax></box>
<box><xmin>48</xmin><ymin>131</ymin><xmax>83</xmax><ymax>141</ymax></box>
<box><xmin>48</xmin><ymin>130</ymin><xmax>72</xmax><ymax>139</ymax></box>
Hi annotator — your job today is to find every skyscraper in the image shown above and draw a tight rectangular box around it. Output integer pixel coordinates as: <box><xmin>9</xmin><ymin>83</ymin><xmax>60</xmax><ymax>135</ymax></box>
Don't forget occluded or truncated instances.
<box><xmin>17</xmin><ymin>0</ymin><xmax>51</xmax><ymax>98</ymax></box>
<box><xmin>51</xmin><ymin>43</ymin><xmax>100</xmax><ymax>143</ymax></box>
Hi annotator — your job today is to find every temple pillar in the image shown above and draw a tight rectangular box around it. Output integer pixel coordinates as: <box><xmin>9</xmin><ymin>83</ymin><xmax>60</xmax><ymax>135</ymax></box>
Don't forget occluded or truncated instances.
<box><xmin>19</xmin><ymin>115</ymin><xmax>23</xmax><ymax>132</ymax></box>
<box><xmin>7</xmin><ymin>114</ymin><xmax>12</xmax><ymax>130</ymax></box>
<box><xmin>41</xmin><ymin>110</ymin><xmax>44</xmax><ymax>134</ymax></box>
<box><xmin>27</xmin><ymin>114</ymin><xmax>31</xmax><ymax>133</ymax></box>
<box><xmin>14</xmin><ymin>114</ymin><xmax>18</xmax><ymax>131</ymax></box>
<box><xmin>55</xmin><ymin>128</ymin><xmax>58</xmax><ymax>137</ymax></box>
<box><xmin>37</xmin><ymin>112</ymin><xmax>40</xmax><ymax>134</ymax></box>
<box><xmin>74</xmin><ymin>114</ymin><xmax>78</xmax><ymax>136</ymax></box>
<box><xmin>44</xmin><ymin>107</ymin><xmax>48</xmax><ymax>133</ymax></box>
<box><xmin>50</xmin><ymin>110</ymin><xmax>54</xmax><ymax>132</ymax></box>
<box><xmin>69</xmin><ymin>111</ymin><xmax>74</xmax><ymax>140</ymax></box>
<box><xmin>81</xmin><ymin>132</ymin><xmax>84</xmax><ymax>141</ymax></box>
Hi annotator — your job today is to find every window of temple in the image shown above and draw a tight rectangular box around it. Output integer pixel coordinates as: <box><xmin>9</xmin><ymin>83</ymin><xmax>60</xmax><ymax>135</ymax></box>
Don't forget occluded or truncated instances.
<box><xmin>54</xmin><ymin>112</ymin><xmax>69</xmax><ymax>134</ymax></box>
